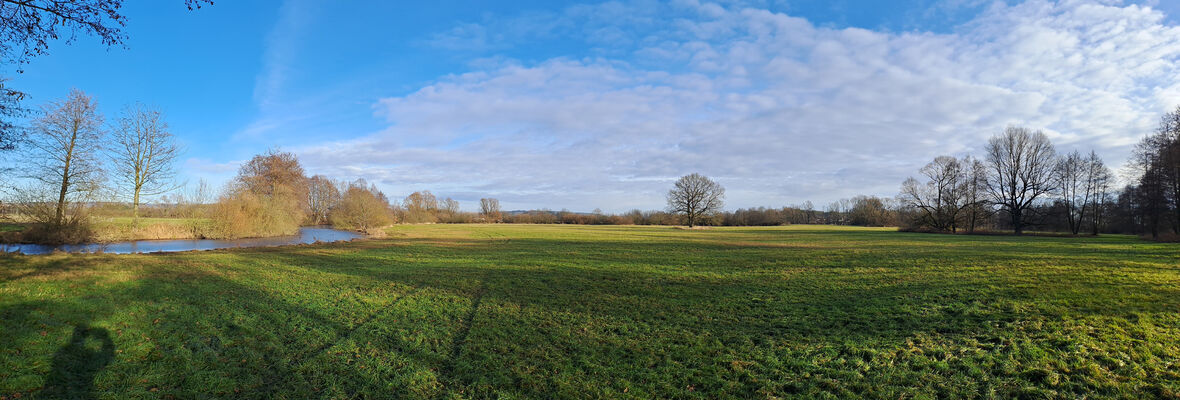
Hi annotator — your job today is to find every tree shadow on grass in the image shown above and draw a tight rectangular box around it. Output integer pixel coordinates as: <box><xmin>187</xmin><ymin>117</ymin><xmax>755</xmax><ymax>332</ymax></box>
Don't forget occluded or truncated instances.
<box><xmin>41</xmin><ymin>324</ymin><xmax>115</xmax><ymax>400</ymax></box>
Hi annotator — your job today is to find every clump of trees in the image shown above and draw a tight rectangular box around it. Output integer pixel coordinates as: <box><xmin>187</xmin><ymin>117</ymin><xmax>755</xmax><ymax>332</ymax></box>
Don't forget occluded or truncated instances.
<box><xmin>480</xmin><ymin>198</ymin><xmax>502</xmax><ymax>223</ymax></box>
<box><xmin>207</xmin><ymin>153</ymin><xmax>403</xmax><ymax>238</ymax></box>
<box><xmin>3</xmin><ymin>90</ymin><xmax>203</xmax><ymax>244</ymax></box>
<box><xmin>211</xmin><ymin>150</ymin><xmax>308</xmax><ymax>238</ymax></box>
<box><xmin>1127</xmin><ymin>106</ymin><xmax>1180</xmax><ymax>240</ymax></box>
<box><xmin>306</xmin><ymin>175</ymin><xmax>339</xmax><ymax>225</ymax></box>
<box><xmin>17</xmin><ymin>89</ymin><xmax>106</xmax><ymax>242</ymax></box>
<box><xmin>402</xmin><ymin>190</ymin><xmax>440</xmax><ymax>223</ymax></box>
<box><xmin>899</xmin><ymin>126</ymin><xmax>1114</xmax><ymax>236</ymax></box>
<box><xmin>847</xmin><ymin>195</ymin><xmax>896</xmax><ymax>227</ymax></box>
<box><xmin>331</xmin><ymin>180</ymin><xmax>394</xmax><ymax>234</ymax></box>
<box><xmin>899</xmin><ymin>156</ymin><xmax>988</xmax><ymax>233</ymax></box>
<box><xmin>1055</xmin><ymin>150</ymin><xmax>1113</xmax><ymax>235</ymax></box>
<box><xmin>7</xmin><ymin>90</ymin><xmax>188</xmax><ymax>243</ymax></box>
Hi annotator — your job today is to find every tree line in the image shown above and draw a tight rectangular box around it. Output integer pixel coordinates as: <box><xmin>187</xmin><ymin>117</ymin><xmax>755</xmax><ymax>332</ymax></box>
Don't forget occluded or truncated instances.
<box><xmin>896</xmin><ymin>107</ymin><xmax>1180</xmax><ymax>240</ymax></box>
<box><xmin>897</xmin><ymin>126</ymin><xmax>1114</xmax><ymax>235</ymax></box>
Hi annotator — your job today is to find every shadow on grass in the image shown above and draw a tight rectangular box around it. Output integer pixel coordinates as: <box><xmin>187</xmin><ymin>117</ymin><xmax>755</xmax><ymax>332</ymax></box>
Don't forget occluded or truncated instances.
<box><xmin>42</xmin><ymin>324</ymin><xmax>115</xmax><ymax>400</ymax></box>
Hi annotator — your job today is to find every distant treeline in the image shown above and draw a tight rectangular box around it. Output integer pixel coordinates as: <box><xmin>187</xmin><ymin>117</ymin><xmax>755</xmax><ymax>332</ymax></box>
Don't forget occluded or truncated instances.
<box><xmin>418</xmin><ymin>196</ymin><xmax>898</xmax><ymax>227</ymax></box>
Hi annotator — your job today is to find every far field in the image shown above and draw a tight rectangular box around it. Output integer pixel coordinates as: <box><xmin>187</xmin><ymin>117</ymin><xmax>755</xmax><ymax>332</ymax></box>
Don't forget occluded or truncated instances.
<box><xmin>1</xmin><ymin>225</ymin><xmax>1179</xmax><ymax>398</ymax></box>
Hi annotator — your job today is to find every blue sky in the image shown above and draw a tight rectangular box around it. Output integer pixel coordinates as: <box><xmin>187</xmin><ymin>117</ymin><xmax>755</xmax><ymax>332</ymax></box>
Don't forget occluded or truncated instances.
<box><xmin>7</xmin><ymin>0</ymin><xmax>1180</xmax><ymax>211</ymax></box>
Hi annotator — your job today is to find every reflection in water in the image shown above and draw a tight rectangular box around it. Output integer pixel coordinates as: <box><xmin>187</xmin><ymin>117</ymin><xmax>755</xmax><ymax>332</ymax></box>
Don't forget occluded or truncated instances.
<box><xmin>0</xmin><ymin>227</ymin><xmax>362</xmax><ymax>255</ymax></box>
<box><xmin>43</xmin><ymin>324</ymin><xmax>115</xmax><ymax>400</ymax></box>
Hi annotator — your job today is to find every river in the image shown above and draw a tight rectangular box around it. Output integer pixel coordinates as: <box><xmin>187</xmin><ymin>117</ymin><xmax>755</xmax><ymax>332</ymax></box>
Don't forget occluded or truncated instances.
<box><xmin>0</xmin><ymin>227</ymin><xmax>363</xmax><ymax>255</ymax></box>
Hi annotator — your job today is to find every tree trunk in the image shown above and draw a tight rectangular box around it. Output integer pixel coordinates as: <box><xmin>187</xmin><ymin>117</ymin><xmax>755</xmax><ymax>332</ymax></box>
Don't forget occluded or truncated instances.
<box><xmin>55</xmin><ymin>175</ymin><xmax>68</xmax><ymax>226</ymax></box>
<box><xmin>55</xmin><ymin>150</ymin><xmax>73</xmax><ymax>227</ymax></box>
<box><xmin>132</xmin><ymin>186</ymin><xmax>141</xmax><ymax>223</ymax></box>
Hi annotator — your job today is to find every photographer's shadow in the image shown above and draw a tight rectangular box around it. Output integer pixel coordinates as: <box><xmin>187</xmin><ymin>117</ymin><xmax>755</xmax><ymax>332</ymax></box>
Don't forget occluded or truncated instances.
<box><xmin>42</xmin><ymin>324</ymin><xmax>115</xmax><ymax>399</ymax></box>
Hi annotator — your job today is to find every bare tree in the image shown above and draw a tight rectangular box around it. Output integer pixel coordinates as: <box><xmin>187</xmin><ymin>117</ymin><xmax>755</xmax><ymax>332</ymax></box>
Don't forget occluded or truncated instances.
<box><xmin>899</xmin><ymin>156</ymin><xmax>967</xmax><ymax>232</ymax></box>
<box><xmin>306</xmin><ymin>175</ymin><xmax>340</xmax><ymax>225</ymax></box>
<box><xmin>185</xmin><ymin>178</ymin><xmax>212</xmax><ymax>206</ymax></box>
<box><xmin>1055</xmin><ymin>150</ymin><xmax>1089</xmax><ymax>235</ymax></box>
<box><xmin>985</xmin><ymin>126</ymin><xmax>1057</xmax><ymax>235</ymax></box>
<box><xmin>441</xmin><ymin>197</ymin><xmax>460</xmax><ymax>221</ymax></box>
<box><xmin>848</xmin><ymin>195</ymin><xmax>894</xmax><ymax>227</ymax></box>
<box><xmin>24</xmin><ymin>89</ymin><xmax>105</xmax><ymax>227</ymax></box>
<box><xmin>667</xmin><ymin>173</ymin><xmax>725</xmax><ymax>227</ymax></box>
<box><xmin>801</xmin><ymin>200</ymin><xmax>815</xmax><ymax>224</ymax></box>
<box><xmin>110</xmin><ymin>103</ymin><xmax>181</xmax><ymax>220</ymax></box>
<box><xmin>1055</xmin><ymin>150</ymin><xmax>1112</xmax><ymax>235</ymax></box>
<box><xmin>1084</xmin><ymin>150</ymin><xmax>1114</xmax><ymax>235</ymax></box>
<box><xmin>826</xmin><ymin>201</ymin><xmax>843</xmax><ymax>225</ymax></box>
<box><xmin>402</xmin><ymin>190</ymin><xmax>439</xmax><ymax>223</ymax></box>
<box><xmin>1132</xmin><ymin>131</ymin><xmax>1170</xmax><ymax>239</ymax></box>
<box><xmin>237</xmin><ymin>149</ymin><xmax>307</xmax><ymax>199</ymax></box>
<box><xmin>479</xmin><ymin>198</ymin><xmax>501</xmax><ymax>223</ymax></box>
<box><xmin>0</xmin><ymin>79</ymin><xmax>20</xmax><ymax>197</ymax></box>
<box><xmin>962</xmin><ymin>156</ymin><xmax>990</xmax><ymax>233</ymax></box>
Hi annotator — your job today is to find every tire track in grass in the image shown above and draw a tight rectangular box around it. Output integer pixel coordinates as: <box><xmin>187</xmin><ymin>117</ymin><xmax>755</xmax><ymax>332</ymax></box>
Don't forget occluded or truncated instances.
<box><xmin>437</xmin><ymin>278</ymin><xmax>489</xmax><ymax>398</ymax></box>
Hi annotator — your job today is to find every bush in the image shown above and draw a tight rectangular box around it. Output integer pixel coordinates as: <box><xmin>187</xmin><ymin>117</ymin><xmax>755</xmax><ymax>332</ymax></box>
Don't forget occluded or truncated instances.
<box><xmin>331</xmin><ymin>183</ymin><xmax>394</xmax><ymax>234</ymax></box>
<box><xmin>210</xmin><ymin>189</ymin><xmax>302</xmax><ymax>239</ymax></box>
<box><xmin>19</xmin><ymin>219</ymin><xmax>94</xmax><ymax>244</ymax></box>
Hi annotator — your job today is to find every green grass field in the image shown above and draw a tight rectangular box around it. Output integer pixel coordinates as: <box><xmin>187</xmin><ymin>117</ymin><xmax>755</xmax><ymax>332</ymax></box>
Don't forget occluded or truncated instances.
<box><xmin>2</xmin><ymin>225</ymin><xmax>1179</xmax><ymax>399</ymax></box>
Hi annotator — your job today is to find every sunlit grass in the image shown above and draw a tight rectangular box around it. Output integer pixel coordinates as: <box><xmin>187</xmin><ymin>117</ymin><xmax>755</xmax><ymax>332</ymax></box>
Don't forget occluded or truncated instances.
<box><xmin>1</xmin><ymin>224</ymin><xmax>1178</xmax><ymax>398</ymax></box>
<box><xmin>0</xmin><ymin>222</ymin><xmax>24</xmax><ymax>233</ymax></box>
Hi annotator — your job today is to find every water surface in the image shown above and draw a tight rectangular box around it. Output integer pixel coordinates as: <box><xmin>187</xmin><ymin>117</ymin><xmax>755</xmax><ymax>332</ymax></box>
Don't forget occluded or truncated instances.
<box><xmin>0</xmin><ymin>227</ymin><xmax>363</xmax><ymax>255</ymax></box>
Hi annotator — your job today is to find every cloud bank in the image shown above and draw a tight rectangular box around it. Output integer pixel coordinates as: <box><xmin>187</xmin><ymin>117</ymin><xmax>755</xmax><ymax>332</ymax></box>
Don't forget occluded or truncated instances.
<box><xmin>297</xmin><ymin>0</ymin><xmax>1180</xmax><ymax>212</ymax></box>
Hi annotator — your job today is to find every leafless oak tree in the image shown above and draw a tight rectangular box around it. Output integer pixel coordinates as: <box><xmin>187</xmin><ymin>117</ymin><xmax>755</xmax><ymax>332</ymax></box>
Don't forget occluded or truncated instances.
<box><xmin>24</xmin><ymin>89</ymin><xmax>106</xmax><ymax>227</ymax></box>
<box><xmin>110</xmin><ymin>103</ymin><xmax>181</xmax><ymax>220</ymax></box>
<box><xmin>667</xmin><ymin>173</ymin><xmax>725</xmax><ymax>227</ymax></box>
<box><xmin>985</xmin><ymin>126</ymin><xmax>1057</xmax><ymax>235</ymax></box>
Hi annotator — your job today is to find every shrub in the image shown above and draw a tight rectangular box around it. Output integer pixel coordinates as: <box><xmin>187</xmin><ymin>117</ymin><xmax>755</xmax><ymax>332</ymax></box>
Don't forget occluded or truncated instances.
<box><xmin>331</xmin><ymin>182</ymin><xmax>394</xmax><ymax>234</ymax></box>
<box><xmin>210</xmin><ymin>189</ymin><xmax>302</xmax><ymax>239</ymax></box>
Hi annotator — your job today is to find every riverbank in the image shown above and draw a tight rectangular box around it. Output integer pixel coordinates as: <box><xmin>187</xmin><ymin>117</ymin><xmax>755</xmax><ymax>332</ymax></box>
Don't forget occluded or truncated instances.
<box><xmin>0</xmin><ymin>217</ymin><xmax>211</xmax><ymax>244</ymax></box>
<box><xmin>0</xmin><ymin>226</ymin><xmax>363</xmax><ymax>255</ymax></box>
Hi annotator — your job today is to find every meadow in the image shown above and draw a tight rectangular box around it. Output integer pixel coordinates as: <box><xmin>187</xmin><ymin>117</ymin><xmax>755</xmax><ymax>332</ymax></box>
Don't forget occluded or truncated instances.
<box><xmin>1</xmin><ymin>224</ymin><xmax>1178</xmax><ymax>399</ymax></box>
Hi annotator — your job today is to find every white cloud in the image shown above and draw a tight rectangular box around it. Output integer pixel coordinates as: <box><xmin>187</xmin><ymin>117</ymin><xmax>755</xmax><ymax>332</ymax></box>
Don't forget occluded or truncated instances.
<box><xmin>297</xmin><ymin>0</ymin><xmax>1180</xmax><ymax>212</ymax></box>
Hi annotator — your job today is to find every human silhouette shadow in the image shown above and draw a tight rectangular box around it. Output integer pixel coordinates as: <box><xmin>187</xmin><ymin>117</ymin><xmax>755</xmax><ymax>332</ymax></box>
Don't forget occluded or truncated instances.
<box><xmin>42</xmin><ymin>324</ymin><xmax>115</xmax><ymax>399</ymax></box>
